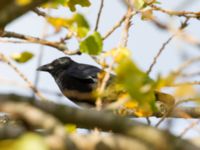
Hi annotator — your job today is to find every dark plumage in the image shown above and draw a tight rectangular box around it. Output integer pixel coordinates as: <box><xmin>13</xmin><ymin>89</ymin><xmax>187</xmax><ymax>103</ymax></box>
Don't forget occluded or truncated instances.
<box><xmin>37</xmin><ymin>57</ymin><xmax>175</xmax><ymax>110</ymax></box>
<box><xmin>37</xmin><ymin>57</ymin><xmax>102</xmax><ymax>105</ymax></box>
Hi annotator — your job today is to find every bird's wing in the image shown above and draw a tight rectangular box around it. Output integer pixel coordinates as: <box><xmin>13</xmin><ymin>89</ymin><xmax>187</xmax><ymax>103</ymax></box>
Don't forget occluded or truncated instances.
<box><xmin>66</xmin><ymin>63</ymin><xmax>101</xmax><ymax>82</ymax></box>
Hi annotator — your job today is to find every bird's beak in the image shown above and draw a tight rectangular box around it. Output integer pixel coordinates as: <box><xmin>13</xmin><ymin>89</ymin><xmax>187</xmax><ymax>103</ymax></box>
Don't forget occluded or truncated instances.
<box><xmin>37</xmin><ymin>64</ymin><xmax>53</xmax><ymax>72</ymax></box>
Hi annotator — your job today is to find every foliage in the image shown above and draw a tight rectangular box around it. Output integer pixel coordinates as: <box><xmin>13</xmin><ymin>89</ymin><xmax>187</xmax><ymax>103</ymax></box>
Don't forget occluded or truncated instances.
<box><xmin>10</xmin><ymin>51</ymin><xmax>34</xmax><ymax>63</ymax></box>
<box><xmin>44</xmin><ymin>0</ymin><xmax>91</xmax><ymax>11</ymax></box>
<box><xmin>80</xmin><ymin>32</ymin><xmax>103</xmax><ymax>55</ymax></box>
<box><xmin>1</xmin><ymin>0</ymin><xmax>200</xmax><ymax>149</ymax></box>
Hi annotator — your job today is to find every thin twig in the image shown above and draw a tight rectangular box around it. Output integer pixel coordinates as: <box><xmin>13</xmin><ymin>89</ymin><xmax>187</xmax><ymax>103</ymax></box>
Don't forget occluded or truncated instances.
<box><xmin>0</xmin><ymin>52</ymin><xmax>46</xmax><ymax>100</ymax></box>
<box><xmin>103</xmin><ymin>10</ymin><xmax>137</xmax><ymax>40</ymax></box>
<box><xmin>96</xmin><ymin>9</ymin><xmax>134</xmax><ymax>109</ymax></box>
<box><xmin>33</xmin><ymin>8</ymin><xmax>47</xmax><ymax>17</ymax></box>
<box><xmin>0</xmin><ymin>39</ymin><xmax>29</xmax><ymax>44</ymax></box>
<box><xmin>180</xmin><ymin>71</ymin><xmax>200</xmax><ymax>78</ymax></box>
<box><xmin>155</xmin><ymin>96</ymin><xmax>200</xmax><ymax>127</ymax></box>
<box><xmin>147</xmin><ymin>18</ymin><xmax>190</xmax><ymax>75</ymax></box>
<box><xmin>119</xmin><ymin>7</ymin><xmax>132</xmax><ymax>47</ymax></box>
<box><xmin>179</xmin><ymin>120</ymin><xmax>200</xmax><ymax>138</ymax></box>
<box><xmin>170</xmin><ymin>81</ymin><xmax>200</xmax><ymax>87</ymax></box>
<box><xmin>33</xmin><ymin>16</ymin><xmax>49</xmax><ymax>98</ymax></box>
<box><xmin>155</xmin><ymin>105</ymin><xmax>175</xmax><ymax>127</ymax></box>
<box><xmin>151</xmin><ymin>5</ymin><xmax>200</xmax><ymax>18</ymax></box>
<box><xmin>146</xmin><ymin>35</ymin><xmax>174</xmax><ymax>75</ymax></box>
<box><xmin>103</xmin><ymin>14</ymin><xmax>126</xmax><ymax>40</ymax></box>
<box><xmin>152</xmin><ymin>17</ymin><xmax>200</xmax><ymax>48</ymax></box>
<box><xmin>174</xmin><ymin>56</ymin><xmax>200</xmax><ymax>76</ymax></box>
<box><xmin>176</xmin><ymin>97</ymin><xmax>200</xmax><ymax>106</ymax></box>
<box><xmin>94</xmin><ymin>0</ymin><xmax>104</xmax><ymax>31</ymax></box>
<box><xmin>0</xmin><ymin>30</ymin><xmax>79</xmax><ymax>55</ymax></box>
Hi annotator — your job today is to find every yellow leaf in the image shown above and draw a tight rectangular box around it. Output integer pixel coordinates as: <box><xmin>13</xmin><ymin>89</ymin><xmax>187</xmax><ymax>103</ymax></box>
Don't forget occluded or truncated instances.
<box><xmin>11</xmin><ymin>51</ymin><xmax>34</xmax><ymax>63</ymax></box>
<box><xmin>65</xmin><ymin>124</ymin><xmax>77</xmax><ymax>133</ymax></box>
<box><xmin>14</xmin><ymin>133</ymin><xmax>48</xmax><ymax>150</ymax></box>
<box><xmin>0</xmin><ymin>140</ymin><xmax>15</xmax><ymax>150</ymax></box>
<box><xmin>124</xmin><ymin>100</ymin><xmax>138</xmax><ymax>109</ymax></box>
<box><xmin>134</xmin><ymin>107</ymin><xmax>153</xmax><ymax>117</ymax></box>
<box><xmin>0</xmin><ymin>133</ymin><xmax>48</xmax><ymax>150</ymax></box>
<box><xmin>175</xmin><ymin>85</ymin><xmax>196</xmax><ymax>98</ymax></box>
<box><xmin>47</xmin><ymin>17</ymin><xmax>72</xmax><ymax>31</ymax></box>
<box><xmin>141</xmin><ymin>9</ymin><xmax>153</xmax><ymax>20</ymax></box>
<box><xmin>15</xmin><ymin>0</ymin><xmax>32</xmax><ymax>6</ymax></box>
<box><xmin>132</xmin><ymin>0</ymin><xmax>145</xmax><ymax>10</ymax></box>
<box><xmin>114</xmin><ymin>47</ymin><xmax>131</xmax><ymax>63</ymax></box>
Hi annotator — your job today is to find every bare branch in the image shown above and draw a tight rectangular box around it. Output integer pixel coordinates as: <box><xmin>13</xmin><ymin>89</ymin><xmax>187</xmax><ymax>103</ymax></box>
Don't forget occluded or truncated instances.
<box><xmin>0</xmin><ymin>52</ymin><xmax>46</xmax><ymax>100</ymax></box>
<box><xmin>103</xmin><ymin>11</ymin><xmax>137</xmax><ymax>40</ymax></box>
<box><xmin>120</xmin><ymin>7</ymin><xmax>133</xmax><ymax>47</ymax></box>
<box><xmin>0</xmin><ymin>30</ymin><xmax>80</xmax><ymax>55</ymax></box>
<box><xmin>151</xmin><ymin>5</ymin><xmax>200</xmax><ymax>18</ymax></box>
<box><xmin>147</xmin><ymin>18</ymin><xmax>190</xmax><ymax>75</ymax></box>
<box><xmin>146</xmin><ymin>35</ymin><xmax>174</xmax><ymax>75</ymax></box>
<box><xmin>94</xmin><ymin>0</ymin><xmax>104</xmax><ymax>31</ymax></box>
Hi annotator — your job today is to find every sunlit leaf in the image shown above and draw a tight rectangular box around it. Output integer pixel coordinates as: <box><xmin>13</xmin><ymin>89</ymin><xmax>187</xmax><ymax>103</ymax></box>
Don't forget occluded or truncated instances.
<box><xmin>48</xmin><ymin>13</ymin><xmax>89</xmax><ymax>37</ymax></box>
<box><xmin>70</xmin><ymin>13</ymin><xmax>90</xmax><ymax>37</ymax></box>
<box><xmin>65</xmin><ymin>124</ymin><xmax>77</xmax><ymax>133</ymax></box>
<box><xmin>11</xmin><ymin>51</ymin><xmax>34</xmax><ymax>63</ymax></box>
<box><xmin>155</xmin><ymin>74</ymin><xmax>177</xmax><ymax>90</ymax></box>
<box><xmin>65</xmin><ymin>0</ymin><xmax>91</xmax><ymax>11</ymax></box>
<box><xmin>175</xmin><ymin>85</ymin><xmax>196</xmax><ymax>98</ymax></box>
<box><xmin>14</xmin><ymin>133</ymin><xmax>48</xmax><ymax>150</ymax></box>
<box><xmin>80</xmin><ymin>32</ymin><xmax>103</xmax><ymax>55</ymax></box>
<box><xmin>132</xmin><ymin>0</ymin><xmax>145</xmax><ymax>10</ymax></box>
<box><xmin>0</xmin><ymin>133</ymin><xmax>48</xmax><ymax>150</ymax></box>
<box><xmin>47</xmin><ymin>17</ymin><xmax>71</xmax><ymax>31</ymax></box>
<box><xmin>114</xmin><ymin>47</ymin><xmax>156</xmax><ymax>113</ymax></box>
<box><xmin>72</xmin><ymin>13</ymin><xmax>89</xmax><ymax>28</ymax></box>
<box><xmin>15</xmin><ymin>0</ymin><xmax>32</xmax><ymax>6</ymax></box>
<box><xmin>43</xmin><ymin>0</ymin><xmax>90</xmax><ymax>11</ymax></box>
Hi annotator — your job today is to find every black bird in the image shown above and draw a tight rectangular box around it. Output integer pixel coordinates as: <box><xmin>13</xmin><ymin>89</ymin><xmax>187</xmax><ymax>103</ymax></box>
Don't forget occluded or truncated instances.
<box><xmin>37</xmin><ymin>57</ymin><xmax>102</xmax><ymax>105</ymax></box>
<box><xmin>37</xmin><ymin>57</ymin><xmax>175</xmax><ymax>111</ymax></box>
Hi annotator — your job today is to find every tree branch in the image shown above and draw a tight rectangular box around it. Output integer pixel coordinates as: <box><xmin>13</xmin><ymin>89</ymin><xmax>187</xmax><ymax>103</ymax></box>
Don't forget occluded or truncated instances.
<box><xmin>0</xmin><ymin>0</ymin><xmax>51</xmax><ymax>28</ymax></box>
<box><xmin>0</xmin><ymin>93</ymin><xmax>199</xmax><ymax>150</ymax></box>
<box><xmin>0</xmin><ymin>30</ymin><xmax>80</xmax><ymax>55</ymax></box>
<box><xmin>151</xmin><ymin>5</ymin><xmax>200</xmax><ymax>18</ymax></box>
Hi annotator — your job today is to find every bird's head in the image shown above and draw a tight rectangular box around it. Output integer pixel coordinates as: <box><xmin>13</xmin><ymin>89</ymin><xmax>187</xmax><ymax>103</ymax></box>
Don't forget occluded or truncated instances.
<box><xmin>37</xmin><ymin>57</ymin><xmax>73</xmax><ymax>73</ymax></box>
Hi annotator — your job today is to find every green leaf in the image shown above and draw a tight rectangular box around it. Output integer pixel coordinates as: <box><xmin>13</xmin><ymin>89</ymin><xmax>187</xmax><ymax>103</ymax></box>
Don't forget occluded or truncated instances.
<box><xmin>70</xmin><ymin>13</ymin><xmax>90</xmax><ymax>38</ymax></box>
<box><xmin>65</xmin><ymin>0</ymin><xmax>91</xmax><ymax>11</ymax></box>
<box><xmin>115</xmin><ymin>48</ymin><xmax>156</xmax><ymax>111</ymax></box>
<box><xmin>43</xmin><ymin>0</ymin><xmax>91</xmax><ymax>11</ymax></box>
<box><xmin>72</xmin><ymin>13</ymin><xmax>89</xmax><ymax>28</ymax></box>
<box><xmin>11</xmin><ymin>51</ymin><xmax>34</xmax><ymax>63</ymax></box>
<box><xmin>133</xmin><ymin>0</ymin><xmax>145</xmax><ymax>10</ymax></box>
<box><xmin>70</xmin><ymin>26</ymin><xmax>89</xmax><ymax>38</ymax></box>
<box><xmin>80</xmin><ymin>32</ymin><xmax>103</xmax><ymax>55</ymax></box>
<box><xmin>48</xmin><ymin>13</ymin><xmax>90</xmax><ymax>38</ymax></box>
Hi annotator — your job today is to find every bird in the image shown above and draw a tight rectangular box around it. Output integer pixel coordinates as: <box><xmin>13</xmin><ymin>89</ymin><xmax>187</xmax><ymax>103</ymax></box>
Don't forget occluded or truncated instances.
<box><xmin>37</xmin><ymin>56</ymin><xmax>175</xmax><ymax>113</ymax></box>
<box><xmin>37</xmin><ymin>57</ymin><xmax>104</xmax><ymax>106</ymax></box>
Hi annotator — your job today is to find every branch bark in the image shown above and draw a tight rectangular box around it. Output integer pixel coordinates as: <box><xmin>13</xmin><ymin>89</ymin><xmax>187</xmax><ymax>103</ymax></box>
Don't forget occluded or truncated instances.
<box><xmin>0</xmin><ymin>0</ymin><xmax>51</xmax><ymax>28</ymax></box>
<box><xmin>0</xmin><ymin>93</ymin><xmax>199</xmax><ymax>150</ymax></box>
<box><xmin>0</xmin><ymin>30</ymin><xmax>79</xmax><ymax>55</ymax></box>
